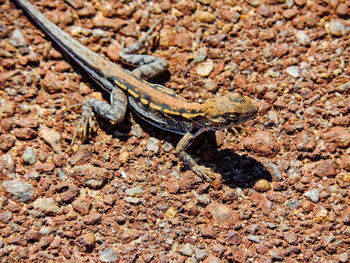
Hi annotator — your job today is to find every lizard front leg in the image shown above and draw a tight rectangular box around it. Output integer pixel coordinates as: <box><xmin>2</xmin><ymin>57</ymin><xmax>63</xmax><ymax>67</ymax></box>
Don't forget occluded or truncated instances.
<box><xmin>71</xmin><ymin>87</ymin><xmax>127</xmax><ymax>144</ymax></box>
<box><xmin>176</xmin><ymin>132</ymin><xmax>216</xmax><ymax>181</ymax></box>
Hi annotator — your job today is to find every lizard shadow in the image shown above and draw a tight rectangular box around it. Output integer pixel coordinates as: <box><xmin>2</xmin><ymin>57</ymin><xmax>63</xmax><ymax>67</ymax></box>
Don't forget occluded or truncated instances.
<box><xmin>189</xmin><ymin>131</ymin><xmax>272</xmax><ymax>189</ymax></box>
<box><xmin>123</xmin><ymin>115</ymin><xmax>271</xmax><ymax>188</ymax></box>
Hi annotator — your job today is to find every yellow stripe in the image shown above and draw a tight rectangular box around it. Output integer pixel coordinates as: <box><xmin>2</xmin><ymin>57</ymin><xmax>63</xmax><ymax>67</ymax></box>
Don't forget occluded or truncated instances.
<box><xmin>149</xmin><ymin>103</ymin><xmax>162</xmax><ymax>111</ymax></box>
<box><xmin>114</xmin><ymin>79</ymin><xmax>127</xmax><ymax>90</ymax></box>
<box><xmin>163</xmin><ymin>108</ymin><xmax>181</xmax><ymax>116</ymax></box>
<box><xmin>155</xmin><ymin>85</ymin><xmax>176</xmax><ymax>95</ymax></box>
<box><xmin>181</xmin><ymin>112</ymin><xmax>202</xmax><ymax>119</ymax></box>
<box><xmin>127</xmin><ymin>89</ymin><xmax>139</xmax><ymax>98</ymax></box>
<box><xmin>140</xmin><ymin>98</ymin><xmax>149</xmax><ymax>105</ymax></box>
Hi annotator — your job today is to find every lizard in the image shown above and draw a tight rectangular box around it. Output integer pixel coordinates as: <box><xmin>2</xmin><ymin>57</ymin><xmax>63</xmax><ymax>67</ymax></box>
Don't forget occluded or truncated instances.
<box><xmin>12</xmin><ymin>0</ymin><xmax>258</xmax><ymax>181</ymax></box>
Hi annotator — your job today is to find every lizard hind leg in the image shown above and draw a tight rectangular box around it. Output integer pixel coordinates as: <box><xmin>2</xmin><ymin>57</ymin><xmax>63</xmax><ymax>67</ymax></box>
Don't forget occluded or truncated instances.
<box><xmin>119</xmin><ymin>19</ymin><xmax>169</xmax><ymax>80</ymax></box>
<box><xmin>71</xmin><ymin>87</ymin><xmax>127</xmax><ymax>144</ymax></box>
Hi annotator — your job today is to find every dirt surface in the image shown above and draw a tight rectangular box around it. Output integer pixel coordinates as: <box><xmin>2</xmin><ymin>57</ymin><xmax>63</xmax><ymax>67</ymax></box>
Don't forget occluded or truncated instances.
<box><xmin>0</xmin><ymin>0</ymin><xmax>349</xmax><ymax>262</ymax></box>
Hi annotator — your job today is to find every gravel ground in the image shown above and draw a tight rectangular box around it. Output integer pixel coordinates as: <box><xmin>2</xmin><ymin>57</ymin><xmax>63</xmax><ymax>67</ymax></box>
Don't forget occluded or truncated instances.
<box><xmin>0</xmin><ymin>0</ymin><xmax>349</xmax><ymax>262</ymax></box>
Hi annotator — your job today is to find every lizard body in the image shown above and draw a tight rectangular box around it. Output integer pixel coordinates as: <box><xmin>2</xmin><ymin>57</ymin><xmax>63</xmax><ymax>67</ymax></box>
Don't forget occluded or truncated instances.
<box><xmin>13</xmin><ymin>0</ymin><xmax>257</xmax><ymax>181</ymax></box>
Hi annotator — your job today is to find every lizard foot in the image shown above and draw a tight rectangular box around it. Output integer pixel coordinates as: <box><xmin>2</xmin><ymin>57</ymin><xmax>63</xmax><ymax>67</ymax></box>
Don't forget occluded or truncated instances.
<box><xmin>191</xmin><ymin>165</ymin><xmax>216</xmax><ymax>182</ymax></box>
<box><xmin>70</xmin><ymin>103</ymin><xmax>95</xmax><ymax>145</ymax></box>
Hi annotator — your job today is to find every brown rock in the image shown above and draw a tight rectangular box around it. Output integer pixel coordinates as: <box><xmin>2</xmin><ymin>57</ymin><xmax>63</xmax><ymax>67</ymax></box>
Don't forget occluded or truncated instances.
<box><xmin>0</xmin><ymin>98</ymin><xmax>15</xmax><ymax>117</ymax></box>
<box><xmin>0</xmin><ymin>211</ymin><xmax>12</xmax><ymax>223</ymax></box>
<box><xmin>165</xmin><ymin>178</ymin><xmax>180</xmax><ymax>194</ymax></box>
<box><xmin>341</xmin><ymin>206</ymin><xmax>350</xmax><ymax>224</ymax></box>
<box><xmin>160</xmin><ymin>27</ymin><xmax>192</xmax><ymax>49</ymax></box>
<box><xmin>323</xmin><ymin>127</ymin><xmax>350</xmax><ymax>148</ymax></box>
<box><xmin>203</xmin><ymin>34</ymin><xmax>226</xmax><ymax>47</ymax></box>
<box><xmin>195</xmin><ymin>11</ymin><xmax>217</xmax><ymax>23</ymax></box>
<box><xmin>72</xmin><ymin>197</ymin><xmax>92</xmax><ymax>215</ymax></box>
<box><xmin>179</xmin><ymin>171</ymin><xmax>202</xmax><ymax>191</ymax></box>
<box><xmin>15</xmin><ymin>117</ymin><xmax>39</xmax><ymax>129</ymax></box>
<box><xmin>284</xmin><ymin>232</ymin><xmax>298</xmax><ymax>245</ymax></box>
<box><xmin>26</xmin><ymin>230</ymin><xmax>41</xmax><ymax>242</ymax></box>
<box><xmin>275</xmin><ymin>43</ymin><xmax>289</xmax><ymax>57</ymax></box>
<box><xmin>242</xmin><ymin>131</ymin><xmax>280</xmax><ymax>157</ymax></box>
<box><xmin>175</xmin><ymin>0</ymin><xmax>197</xmax><ymax>15</ymax></box>
<box><xmin>204</xmin><ymin>255</ymin><xmax>222</xmax><ymax>263</ymax></box>
<box><xmin>0</xmin><ymin>134</ymin><xmax>16</xmax><ymax>152</ymax></box>
<box><xmin>83</xmin><ymin>213</ymin><xmax>101</xmax><ymax>225</ymax></box>
<box><xmin>103</xmin><ymin>194</ymin><xmax>116</xmax><ymax>206</ymax></box>
<box><xmin>79</xmin><ymin>232</ymin><xmax>95</xmax><ymax>251</ymax></box>
<box><xmin>336</xmin><ymin>3</ymin><xmax>349</xmax><ymax>16</ymax></box>
<box><xmin>261</xmin><ymin>28</ymin><xmax>276</xmax><ymax>41</ymax></box>
<box><xmin>54</xmin><ymin>61</ymin><xmax>71</xmax><ymax>72</ymax></box>
<box><xmin>340</xmin><ymin>154</ymin><xmax>350</xmax><ymax>171</ymax></box>
<box><xmin>283</xmin><ymin>8</ymin><xmax>298</xmax><ymax>20</ymax></box>
<box><xmin>33</xmin><ymin>162</ymin><xmax>55</xmax><ymax>173</ymax></box>
<box><xmin>313</xmin><ymin>160</ymin><xmax>339</xmax><ymax>178</ymax></box>
<box><xmin>93</xmin><ymin>13</ymin><xmax>127</xmax><ymax>30</ymax></box>
<box><xmin>42</xmin><ymin>71</ymin><xmax>76</xmax><ymax>93</ymax></box>
<box><xmin>255</xmin><ymin>244</ymin><xmax>268</xmax><ymax>255</ymax></box>
<box><xmin>204</xmin><ymin>203</ymin><xmax>238</xmax><ymax>229</ymax></box>
<box><xmin>226</xmin><ymin>230</ymin><xmax>242</xmax><ymax>245</ymax></box>
<box><xmin>1</xmin><ymin>118</ymin><xmax>13</xmax><ymax>131</ymax></box>
<box><xmin>305</xmin><ymin>12</ymin><xmax>318</xmax><ymax>27</ymax></box>
<box><xmin>294</xmin><ymin>0</ymin><xmax>306</xmax><ymax>6</ymax></box>
<box><xmin>105</xmin><ymin>45</ymin><xmax>121</xmax><ymax>62</ymax></box>
<box><xmin>295</xmin><ymin>131</ymin><xmax>316</xmax><ymax>152</ymax></box>
<box><xmin>61</xmin><ymin>187</ymin><xmax>80</xmax><ymax>203</ymax></box>
<box><xmin>257</xmin><ymin>4</ymin><xmax>272</xmax><ymax>17</ymax></box>
<box><xmin>226</xmin><ymin>247</ymin><xmax>245</xmax><ymax>262</ymax></box>
<box><xmin>200</xmin><ymin>225</ymin><xmax>216</xmax><ymax>238</ymax></box>
<box><xmin>14</xmin><ymin>128</ymin><xmax>37</xmax><ymax>140</ymax></box>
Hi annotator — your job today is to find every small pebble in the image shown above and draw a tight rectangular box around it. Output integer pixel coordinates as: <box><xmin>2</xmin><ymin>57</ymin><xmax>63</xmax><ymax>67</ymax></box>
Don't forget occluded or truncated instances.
<box><xmin>100</xmin><ymin>248</ymin><xmax>118</xmax><ymax>262</ymax></box>
<box><xmin>204</xmin><ymin>203</ymin><xmax>238</xmax><ymax>229</ymax></box>
<box><xmin>85</xmin><ymin>179</ymin><xmax>105</xmax><ymax>189</ymax></box>
<box><xmin>196</xmin><ymin>11</ymin><xmax>216</xmax><ymax>23</ymax></box>
<box><xmin>193</xmin><ymin>47</ymin><xmax>207</xmax><ymax>63</ymax></box>
<box><xmin>146</xmin><ymin>137</ymin><xmax>160</xmax><ymax>153</ymax></box>
<box><xmin>195</xmin><ymin>248</ymin><xmax>208</xmax><ymax>261</ymax></box>
<box><xmin>0</xmin><ymin>211</ymin><xmax>12</xmax><ymax>223</ymax></box>
<box><xmin>125</xmin><ymin>186</ymin><xmax>145</xmax><ymax>196</ymax></box>
<box><xmin>130</xmin><ymin>124</ymin><xmax>143</xmax><ymax>138</ymax></box>
<box><xmin>304</xmin><ymin>189</ymin><xmax>320</xmax><ymax>203</ymax></box>
<box><xmin>286</xmin><ymin>66</ymin><xmax>300</xmax><ymax>78</ymax></box>
<box><xmin>248</xmin><ymin>235</ymin><xmax>260</xmax><ymax>243</ymax></box>
<box><xmin>336</xmin><ymin>253</ymin><xmax>349</xmax><ymax>263</ymax></box>
<box><xmin>39</xmin><ymin>126</ymin><xmax>61</xmax><ymax>153</ymax></box>
<box><xmin>22</xmin><ymin>147</ymin><xmax>37</xmax><ymax>165</ymax></box>
<box><xmin>124</xmin><ymin>197</ymin><xmax>140</xmax><ymax>204</ymax></box>
<box><xmin>196</xmin><ymin>60</ymin><xmax>214</xmax><ymax>77</ymax></box>
<box><xmin>72</xmin><ymin>198</ymin><xmax>92</xmax><ymax>215</ymax></box>
<box><xmin>162</xmin><ymin>142</ymin><xmax>173</xmax><ymax>152</ymax></box>
<box><xmin>165</xmin><ymin>207</ymin><xmax>177</xmax><ymax>219</ymax></box>
<box><xmin>33</xmin><ymin>198</ymin><xmax>60</xmax><ymax>214</ymax></box>
<box><xmin>327</xmin><ymin>20</ymin><xmax>349</xmax><ymax>36</ymax></box>
<box><xmin>1</xmin><ymin>180</ymin><xmax>34</xmax><ymax>202</ymax></box>
<box><xmin>10</xmin><ymin>28</ymin><xmax>27</xmax><ymax>47</ymax></box>
<box><xmin>253</xmin><ymin>179</ymin><xmax>270</xmax><ymax>192</ymax></box>
<box><xmin>179</xmin><ymin>243</ymin><xmax>193</xmax><ymax>256</ymax></box>
<box><xmin>39</xmin><ymin>227</ymin><xmax>51</xmax><ymax>235</ymax></box>
<box><xmin>267</xmin><ymin>223</ymin><xmax>278</xmax><ymax>229</ymax></box>
<box><xmin>118</xmin><ymin>151</ymin><xmax>129</xmax><ymax>163</ymax></box>
<box><xmin>296</xmin><ymin>30</ymin><xmax>310</xmax><ymax>46</ymax></box>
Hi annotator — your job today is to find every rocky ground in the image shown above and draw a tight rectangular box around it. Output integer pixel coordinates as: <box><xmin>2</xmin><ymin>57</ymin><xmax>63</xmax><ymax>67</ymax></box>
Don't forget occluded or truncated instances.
<box><xmin>0</xmin><ymin>0</ymin><xmax>349</xmax><ymax>262</ymax></box>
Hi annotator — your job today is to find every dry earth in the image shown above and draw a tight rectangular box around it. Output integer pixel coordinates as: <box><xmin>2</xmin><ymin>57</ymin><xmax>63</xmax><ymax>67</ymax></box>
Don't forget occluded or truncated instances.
<box><xmin>0</xmin><ymin>0</ymin><xmax>349</xmax><ymax>262</ymax></box>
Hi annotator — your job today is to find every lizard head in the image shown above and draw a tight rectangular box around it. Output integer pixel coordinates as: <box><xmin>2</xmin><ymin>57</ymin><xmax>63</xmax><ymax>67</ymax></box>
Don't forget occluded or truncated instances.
<box><xmin>203</xmin><ymin>93</ymin><xmax>257</xmax><ymax>129</ymax></box>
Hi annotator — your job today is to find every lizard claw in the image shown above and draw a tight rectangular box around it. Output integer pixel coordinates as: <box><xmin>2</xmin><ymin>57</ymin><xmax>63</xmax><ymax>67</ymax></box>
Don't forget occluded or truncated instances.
<box><xmin>70</xmin><ymin>103</ymin><xmax>95</xmax><ymax>145</ymax></box>
<box><xmin>192</xmin><ymin>165</ymin><xmax>216</xmax><ymax>182</ymax></box>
